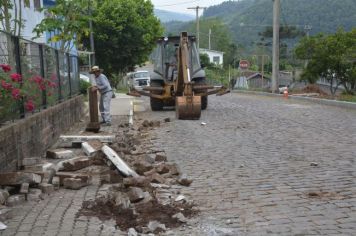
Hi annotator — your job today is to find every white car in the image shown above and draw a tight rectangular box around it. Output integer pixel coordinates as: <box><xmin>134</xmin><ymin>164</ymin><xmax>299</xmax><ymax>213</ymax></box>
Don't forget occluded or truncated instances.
<box><xmin>128</xmin><ymin>71</ymin><xmax>150</xmax><ymax>90</ymax></box>
<box><xmin>278</xmin><ymin>85</ymin><xmax>289</xmax><ymax>94</ymax></box>
<box><xmin>80</xmin><ymin>74</ymin><xmax>90</xmax><ymax>83</ymax></box>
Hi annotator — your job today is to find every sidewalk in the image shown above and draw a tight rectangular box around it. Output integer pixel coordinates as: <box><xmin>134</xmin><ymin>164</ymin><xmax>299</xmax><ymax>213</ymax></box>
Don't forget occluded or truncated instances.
<box><xmin>0</xmin><ymin>95</ymin><xmax>137</xmax><ymax>236</ymax></box>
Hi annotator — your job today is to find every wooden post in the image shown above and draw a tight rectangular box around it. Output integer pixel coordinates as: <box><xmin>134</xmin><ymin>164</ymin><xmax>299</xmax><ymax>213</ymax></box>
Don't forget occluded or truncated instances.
<box><xmin>86</xmin><ymin>87</ymin><xmax>100</xmax><ymax>132</ymax></box>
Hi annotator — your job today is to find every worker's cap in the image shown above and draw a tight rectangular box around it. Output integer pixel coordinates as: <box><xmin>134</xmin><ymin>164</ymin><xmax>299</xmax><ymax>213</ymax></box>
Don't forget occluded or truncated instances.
<box><xmin>89</xmin><ymin>65</ymin><xmax>103</xmax><ymax>74</ymax></box>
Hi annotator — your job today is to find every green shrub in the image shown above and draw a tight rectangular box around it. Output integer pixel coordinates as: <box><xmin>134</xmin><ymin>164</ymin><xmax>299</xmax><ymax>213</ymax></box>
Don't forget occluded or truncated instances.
<box><xmin>80</xmin><ymin>80</ymin><xmax>91</xmax><ymax>95</ymax></box>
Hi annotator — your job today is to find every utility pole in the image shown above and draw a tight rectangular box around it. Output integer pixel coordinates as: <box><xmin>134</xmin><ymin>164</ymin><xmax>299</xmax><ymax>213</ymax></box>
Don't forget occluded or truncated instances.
<box><xmin>88</xmin><ymin>0</ymin><xmax>95</xmax><ymax>66</ymax></box>
<box><xmin>304</xmin><ymin>24</ymin><xmax>312</xmax><ymax>38</ymax></box>
<box><xmin>187</xmin><ymin>6</ymin><xmax>206</xmax><ymax>52</ymax></box>
<box><xmin>304</xmin><ymin>24</ymin><xmax>312</xmax><ymax>68</ymax></box>
<box><xmin>208</xmin><ymin>28</ymin><xmax>211</xmax><ymax>50</ymax></box>
<box><xmin>271</xmin><ymin>0</ymin><xmax>280</xmax><ymax>93</ymax></box>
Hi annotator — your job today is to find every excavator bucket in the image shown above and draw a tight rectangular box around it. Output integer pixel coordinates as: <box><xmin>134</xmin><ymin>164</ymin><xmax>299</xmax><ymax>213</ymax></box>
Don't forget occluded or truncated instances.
<box><xmin>175</xmin><ymin>96</ymin><xmax>201</xmax><ymax>120</ymax></box>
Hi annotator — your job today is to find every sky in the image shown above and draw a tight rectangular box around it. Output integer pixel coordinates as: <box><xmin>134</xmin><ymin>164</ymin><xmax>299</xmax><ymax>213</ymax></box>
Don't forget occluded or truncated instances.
<box><xmin>151</xmin><ymin>0</ymin><xmax>228</xmax><ymax>15</ymax></box>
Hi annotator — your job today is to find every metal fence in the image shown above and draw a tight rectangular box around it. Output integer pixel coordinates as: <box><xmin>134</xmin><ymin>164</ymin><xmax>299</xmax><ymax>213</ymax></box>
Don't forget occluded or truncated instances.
<box><xmin>0</xmin><ymin>30</ymin><xmax>80</xmax><ymax>124</ymax></box>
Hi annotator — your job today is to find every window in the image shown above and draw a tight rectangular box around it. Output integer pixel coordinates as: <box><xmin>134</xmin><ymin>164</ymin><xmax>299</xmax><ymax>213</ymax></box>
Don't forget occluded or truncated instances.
<box><xmin>213</xmin><ymin>56</ymin><xmax>220</xmax><ymax>64</ymax></box>
<box><xmin>34</xmin><ymin>0</ymin><xmax>41</xmax><ymax>11</ymax></box>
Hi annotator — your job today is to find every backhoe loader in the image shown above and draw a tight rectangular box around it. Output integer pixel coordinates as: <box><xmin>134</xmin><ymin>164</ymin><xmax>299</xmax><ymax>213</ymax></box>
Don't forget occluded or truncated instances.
<box><xmin>129</xmin><ymin>32</ymin><xmax>229</xmax><ymax>120</ymax></box>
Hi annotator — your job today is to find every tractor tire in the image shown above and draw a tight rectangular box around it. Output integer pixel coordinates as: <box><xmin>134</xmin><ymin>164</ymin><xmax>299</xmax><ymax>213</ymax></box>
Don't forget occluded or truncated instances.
<box><xmin>150</xmin><ymin>81</ymin><xmax>164</xmax><ymax>111</ymax></box>
<box><xmin>194</xmin><ymin>78</ymin><xmax>208</xmax><ymax>110</ymax></box>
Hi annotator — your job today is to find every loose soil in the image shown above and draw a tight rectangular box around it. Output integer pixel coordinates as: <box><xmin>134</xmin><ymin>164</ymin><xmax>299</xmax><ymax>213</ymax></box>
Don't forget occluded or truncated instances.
<box><xmin>78</xmin><ymin>199</ymin><xmax>198</xmax><ymax>231</ymax></box>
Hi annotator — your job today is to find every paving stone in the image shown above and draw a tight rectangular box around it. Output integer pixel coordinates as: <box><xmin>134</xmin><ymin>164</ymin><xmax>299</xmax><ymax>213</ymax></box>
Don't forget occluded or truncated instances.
<box><xmin>22</xmin><ymin>157</ymin><xmax>42</xmax><ymax>166</ymax></box>
<box><xmin>127</xmin><ymin>187</ymin><xmax>145</xmax><ymax>203</ymax></box>
<box><xmin>55</xmin><ymin>172</ymin><xmax>91</xmax><ymax>186</ymax></box>
<box><xmin>155</xmin><ymin>152</ymin><xmax>167</xmax><ymax>162</ymax></box>
<box><xmin>39</xmin><ymin>183</ymin><xmax>55</xmax><ymax>194</ymax></box>
<box><xmin>0</xmin><ymin>190</ymin><xmax>10</xmax><ymax>205</ymax></box>
<box><xmin>6</xmin><ymin>194</ymin><xmax>26</xmax><ymax>207</ymax></box>
<box><xmin>19</xmin><ymin>183</ymin><xmax>30</xmax><ymax>194</ymax></box>
<box><xmin>47</xmin><ymin>149</ymin><xmax>74</xmax><ymax>159</ymax></box>
<box><xmin>0</xmin><ymin>172</ymin><xmax>41</xmax><ymax>186</ymax></box>
<box><xmin>57</xmin><ymin>157</ymin><xmax>91</xmax><ymax>171</ymax></box>
<box><xmin>63</xmin><ymin>178</ymin><xmax>89</xmax><ymax>190</ymax></box>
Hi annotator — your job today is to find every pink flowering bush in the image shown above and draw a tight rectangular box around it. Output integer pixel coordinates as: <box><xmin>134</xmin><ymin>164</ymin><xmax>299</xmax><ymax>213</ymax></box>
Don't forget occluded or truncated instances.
<box><xmin>0</xmin><ymin>64</ymin><xmax>57</xmax><ymax>116</ymax></box>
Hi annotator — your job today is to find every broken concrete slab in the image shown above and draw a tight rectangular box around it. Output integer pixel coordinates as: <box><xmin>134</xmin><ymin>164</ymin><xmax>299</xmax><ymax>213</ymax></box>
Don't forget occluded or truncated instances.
<box><xmin>101</xmin><ymin>145</ymin><xmax>138</xmax><ymax>177</ymax></box>
<box><xmin>59</xmin><ymin>135</ymin><xmax>115</xmax><ymax>144</ymax></box>
<box><xmin>47</xmin><ymin>149</ymin><xmax>74</xmax><ymax>159</ymax></box>
<box><xmin>127</xmin><ymin>187</ymin><xmax>145</xmax><ymax>203</ymax></box>
<box><xmin>0</xmin><ymin>221</ymin><xmax>7</xmax><ymax>230</ymax></box>
<box><xmin>55</xmin><ymin>172</ymin><xmax>91</xmax><ymax>186</ymax></box>
<box><xmin>82</xmin><ymin>142</ymin><xmax>97</xmax><ymax>157</ymax></box>
<box><xmin>63</xmin><ymin>178</ymin><xmax>89</xmax><ymax>190</ymax></box>
<box><xmin>22</xmin><ymin>157</ymin><xmax>41</xmax><ymax>166</ymax></box>
<box><xmin>0</xmin><ymin>172</ymin><xmax>41</xmax><ymax>186</ymax></box>
<box><xmin>57</xmin><ymin>157</ymin><xmax>91</xmax><ymax>171</ymax></box>
<box><xmin>6</xmin><ymin>194</ymin><xmax>26</xmax><ymax>207</ymax></box>
<box><xmin>0</xmin><ymin>190</ymin><xmax>9</xmax><ymax>205</ymax></box>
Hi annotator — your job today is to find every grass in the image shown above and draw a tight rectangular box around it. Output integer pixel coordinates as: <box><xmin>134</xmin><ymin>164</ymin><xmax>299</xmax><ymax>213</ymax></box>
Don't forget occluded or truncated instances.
<box><xmin>338</xmin><ymin>94</ymin><xmax>356</xmax><ymax>103</ymax></box>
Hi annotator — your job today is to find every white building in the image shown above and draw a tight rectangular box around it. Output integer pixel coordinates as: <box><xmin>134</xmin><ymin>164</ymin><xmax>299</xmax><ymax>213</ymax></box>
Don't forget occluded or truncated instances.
<box><xmin>199</xmin><ymin>48</ymin><xmax>224</xmax><ymax>66</ymax></box>
<box><xmin>0</xmin><ymin>0</ymin><xmax>46</xmax><ymax>43</ymax></box>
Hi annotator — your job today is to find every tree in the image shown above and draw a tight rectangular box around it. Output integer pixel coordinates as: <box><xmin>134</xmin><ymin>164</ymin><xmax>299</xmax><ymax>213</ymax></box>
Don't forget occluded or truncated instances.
<box><xmin>89</xmin><ymin>0</ymin><xmax>163</xmax><ymax>83</ymax></box>
<box><xmin>33</xmin><ymin>0</ymin><xmax>90</xmax><ymax>52</ymax></box>
<box><xmin>295</xmin><ymin>29</ymin><xmax>356</xmax><ymax>95</ymax></box>
<box><xmin>1</xmin><ymin>0</ymin><xmax>30</xmax><ymax>66</ymax></box>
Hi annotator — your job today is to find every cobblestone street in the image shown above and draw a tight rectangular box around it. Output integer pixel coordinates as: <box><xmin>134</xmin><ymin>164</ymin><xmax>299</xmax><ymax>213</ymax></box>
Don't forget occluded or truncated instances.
<box><xmin>139</xmin><ymin>93</ymin><xmax>356</xmax><ymax>235</ymax></box>
<box><xmin>0</xmin><ymin>93</ymin><xmax>355</xmax><ymax>236</ymax></box>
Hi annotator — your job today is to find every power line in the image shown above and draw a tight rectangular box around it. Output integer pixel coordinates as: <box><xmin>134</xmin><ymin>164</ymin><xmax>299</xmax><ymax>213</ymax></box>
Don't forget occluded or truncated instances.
<box><xmin>187</xmin><ymin>6</ymin><xmax>207</xmax><ymax>51</ymax></box>
<box><xmin>156</xmin><ymin>0</ymin><xmax>200</xmax><ymax>7</ymax></box>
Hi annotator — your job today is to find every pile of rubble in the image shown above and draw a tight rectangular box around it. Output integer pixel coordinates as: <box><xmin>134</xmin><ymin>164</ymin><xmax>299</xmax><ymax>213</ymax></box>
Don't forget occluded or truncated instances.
<box><xmin>0</xmin><ymin>118</ymin><xmax>197</xmax><ymax>234</ymax></box>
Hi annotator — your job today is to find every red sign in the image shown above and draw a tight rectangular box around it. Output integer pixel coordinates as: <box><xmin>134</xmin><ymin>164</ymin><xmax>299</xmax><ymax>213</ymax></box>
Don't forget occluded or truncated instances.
<box><xmin>239</xmin><ymin>60</ymin><xmax>250</xmax><ymax>70</ymax></box>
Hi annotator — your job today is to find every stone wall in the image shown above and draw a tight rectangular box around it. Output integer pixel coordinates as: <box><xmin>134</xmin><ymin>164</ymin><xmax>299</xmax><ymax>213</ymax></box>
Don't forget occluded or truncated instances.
<box><xmin>0</xmin><ymin>96</ymin><xmax>84</xmax><ymax>172</ymax></box>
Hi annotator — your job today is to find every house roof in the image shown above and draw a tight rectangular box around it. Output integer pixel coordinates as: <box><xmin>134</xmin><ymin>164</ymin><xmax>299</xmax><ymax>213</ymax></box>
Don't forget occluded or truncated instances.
<box><xmin>245</xmin><ymin>72</ymin><xmax>271</xmax><ymax>80</ymax></box>
<box><xmin>199</xmin><ymin>48</ymin><xmax>224</xmax><ymax>55</ymax></box>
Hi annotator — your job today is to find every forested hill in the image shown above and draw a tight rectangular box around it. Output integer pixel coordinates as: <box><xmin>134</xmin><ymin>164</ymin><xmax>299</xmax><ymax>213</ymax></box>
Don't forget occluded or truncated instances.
<box><xmin>154</xmin><ymin>9</ymin><xmax>194</xmax><ymax>23</ymax></box>
<box><xmin>165</xmin><ymin>0</ymin><xmax>356</xmax><ymax>49</ymax></box>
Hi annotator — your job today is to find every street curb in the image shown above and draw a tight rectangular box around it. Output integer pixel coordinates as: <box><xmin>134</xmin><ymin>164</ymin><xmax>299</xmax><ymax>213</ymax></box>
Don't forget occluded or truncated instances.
<box><xmin>232</xmin><ymin>90</ymin><xmax>356</xmax><ymax>110</ymax></box>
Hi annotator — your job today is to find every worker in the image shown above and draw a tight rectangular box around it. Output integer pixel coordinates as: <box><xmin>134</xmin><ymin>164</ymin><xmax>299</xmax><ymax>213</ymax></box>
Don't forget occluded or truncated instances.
<box><xmin>90</xmin><ymin>65</ymin><xmax>113</xmax><ymax>126</ymax></box>
<box><xmin>168</xmin><ymin>47</ymin><xmax>178</xmax><ymax>80</ymax></box>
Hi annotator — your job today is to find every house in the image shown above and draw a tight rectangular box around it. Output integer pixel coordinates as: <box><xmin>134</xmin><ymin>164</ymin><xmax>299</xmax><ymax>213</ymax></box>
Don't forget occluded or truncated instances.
<box><xmin>234</xmin><ymin>71</ymin><xmax>293</xmax><ymax>90</ymax></box>
<box><xmin>246</xmin><ymin>72</ymin><xmax>271</xmax><ymax>89</ymax></box>
<box><xmin>199</xmin><ymin>48</ymin><xmax>224</xmax><ymax>66</ymax></box>
<box><xmin>0</xmin><ymin>0</ymin><xmax>46</xmax><ymax>43</ymax></box>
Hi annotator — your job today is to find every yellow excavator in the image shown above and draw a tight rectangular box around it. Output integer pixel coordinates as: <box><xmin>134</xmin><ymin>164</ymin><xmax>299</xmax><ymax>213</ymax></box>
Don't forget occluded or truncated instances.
<box><xmin>129</xmin><ymin>32</ymin><xmax>229</xmax><ymax>120</ymax></box>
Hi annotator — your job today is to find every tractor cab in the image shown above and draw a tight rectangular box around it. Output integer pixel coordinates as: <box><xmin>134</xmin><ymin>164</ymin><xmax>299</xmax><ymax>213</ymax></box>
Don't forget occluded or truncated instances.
<box><xmin>151</xmin><ymin>36</ymin><xmax>205</xmax><ymax>83</ymax></box>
